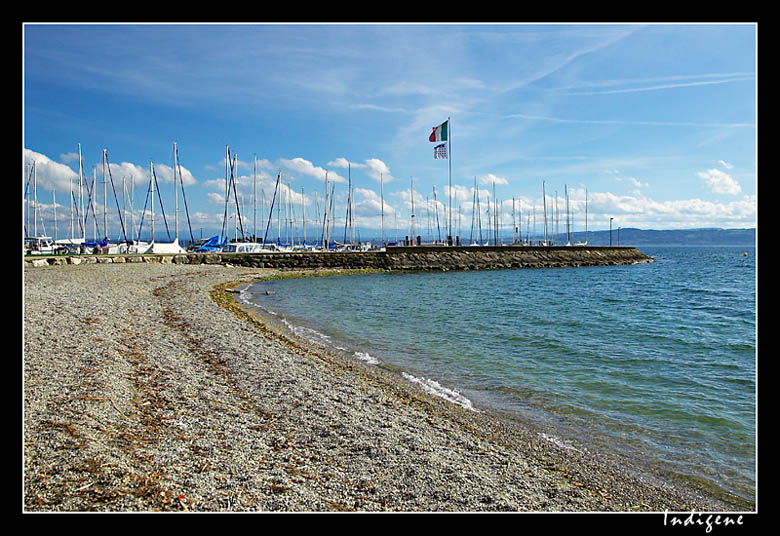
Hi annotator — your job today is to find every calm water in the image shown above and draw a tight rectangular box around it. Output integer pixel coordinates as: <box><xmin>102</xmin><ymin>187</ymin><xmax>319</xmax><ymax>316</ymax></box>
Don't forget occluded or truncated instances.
<box><xmin>243</xmin><ymin>246</ymin><xmax>756</xmax><ymax>505</ymax></box>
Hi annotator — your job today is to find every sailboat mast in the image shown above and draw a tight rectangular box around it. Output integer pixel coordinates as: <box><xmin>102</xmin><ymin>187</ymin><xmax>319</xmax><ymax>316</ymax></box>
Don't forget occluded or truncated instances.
<box><xmin>516</xmin><ymin>198</ymin><xmax>521</xmax><ymax>245</ymax></box>
<box><xmin>150</xmin><ymin>160</ymin><xmax>155</xmax><ymax>244</ymax></box>
<box><xmin>222</xmin><ymin>145</ymin><xmax>229</xmax><ymax>239</ymax></box>
<box><xmin>512</xmin><ymin>197</ymin><xmax>516</xmax><ymax>245</ymax></box>
<box><xmin>346</xmin><ymin>163</ymin><xmax>353</xmax><ymax>246</ymax></box>
<box><xmin>234</xmin><ymin>154</ymin><xmax>239</xmax><ymax>243</ymax></box>
<box><xmin>329</xmin><ymin>183</ymin><xmax>335</xmax><ymax>247</ymax></box>
<box><xmin>261</xmin><ymin>188</ymin><xmax>265</xmax><ymax>245</ymax></box>
<box><xmin>566</xmin><ymin>184</ymin><xmax>570</xmax><ymax>245</ymax></box>
<box><xmin>552</xmin><ymin>190</ymin><xmax>561</xmax><ymax>244</ymax></box>
<box><xmin>92</xmin><ymin>168</ymin><xmax>96</xmax><ymax>241</ymax></box>
<box><xmin>253</xmin><ymin>155</ymin><xmax>257</xmax><ymax>241</ymax></box>
<box><xmin>320</xmin><ymin>172</ymin><xmax>328</xmax><ymax>248</ymax></box>
<box><xmin>53</xmin><ymin>188</ymin><xmax>57</xmax><ymax>241</ymax></box>
<box><xmin>122</xmin><ymin>176</ymin><xmax>126</xmax><ymax>243</ymax></box>
<box><xmin>287</xmin><ymin>180</ymin><xmax>292</xmax><ymax>245</ymax></box>
<box><xmin>174</xmin><ymin>142</ymin><xmax>179</xmax><ymax>242</ymax></box>
<box><xmin>470</xmin><ymin>176</ymin><xmax>476</xmax><ymax>244</ymax></box>
<box><xmin>25</xmin><ymin>163</ymin><xmax>28</xmax><ymax>236</ymax></box>
<box><xmin>33</xmin><ymin>162</ymin><xmax>37</xmax><ymax>237</ymax></box>
<box><xmin>131</xmin><ymin>175</ymin><xmax>135</xmax><ymax>242</ymax></box>
<box><xmin>69</xmin><ymin>170</ymin><xmax>74</xmax><ymax>240</ymax></box>
<box><xmin>78</xmin><ymin>143</ymin><xmax>84</xmax><ymax>241</ymax></box>
<box><xmin>410</xmin><ymin>176</ymin><xmax>415</xmax><ymax>243</ymax></box>
<box><xmin>277</xmin><ymin>171</ymin><xmax>282</xmax><ymax>244</ymax></box>
<box><xmin>493</xmin><ymin>181</ymin><xmax>497</xmax><ymax>246</ymax></box>
<box><xmin>542</xmin><ymin>181</ymin><xmax>548</xmax><ymax>246</ymax></box>
<box><xmin>380</xmin><ymin>173</ymin><xmax>385</xmax><ymax>246</ymax></box>
<box><xmin>102</xmin><ymin>149</ymin><xmax>107</xmax><ymax>239</ymax></box>
<box><xmin>476</xmin><ymin>176</ymin><xmax>483</xmax><ymax>244</ymax></box>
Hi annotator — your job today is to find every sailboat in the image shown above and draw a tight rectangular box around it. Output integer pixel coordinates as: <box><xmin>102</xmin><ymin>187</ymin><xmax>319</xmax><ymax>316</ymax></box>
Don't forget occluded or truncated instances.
<box><xmin>220</xmin><ymin>241</ymin><xmax>265</xmax><ymax>253</ymax></box>
<box><xmin>141</xmin><ymin>145</ymin><xmax>187</xmax><ymax>254</ymax></box>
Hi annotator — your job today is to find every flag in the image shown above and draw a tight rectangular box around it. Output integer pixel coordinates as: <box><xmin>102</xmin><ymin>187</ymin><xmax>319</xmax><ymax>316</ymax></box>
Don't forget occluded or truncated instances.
<box><xmin>429</xmin><ymin>120</ymin><xmax>449</xmax><ymax>142</ymax></box>
<box><xmin>434</xmin><ymin>143</ymin><xmax>447</xmax><ymax>159</ymax></box>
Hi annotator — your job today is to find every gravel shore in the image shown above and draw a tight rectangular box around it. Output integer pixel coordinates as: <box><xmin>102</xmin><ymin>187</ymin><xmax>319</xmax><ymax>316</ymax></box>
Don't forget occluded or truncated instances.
<box><xmin>23</xmin><ymin>262</ymin><xmax>741</xmax><ymax>512</ymax></box>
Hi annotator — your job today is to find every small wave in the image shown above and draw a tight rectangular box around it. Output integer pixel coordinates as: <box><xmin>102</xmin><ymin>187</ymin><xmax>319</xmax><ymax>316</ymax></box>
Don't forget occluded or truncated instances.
<box><xmin>280</xmin><ymin>318</ymin><xmax>332</xmax><ymax>346</ymax></box>
<box><xmin>241</xmin><ymin>292</ymin><xmax>277</xmax><ymax>315</ymax></box>
<box><xmin>236</xmin><ymin>287</ymin><xmax>251</xmax><ymax>304</ymax></box>
<box><xmin>354</xmin><ymin>351</ymin><xmax>379</xmax><ymax>365</ymax></box>
<box><xmin>401</xmin><ymin>372</ymin><xmax>478</xmax><ymax>412</ymax></box>
<box><xmin>539</xmin><ymin>432</ymin><xmax>582</xmax><ymax>453</ymax></box>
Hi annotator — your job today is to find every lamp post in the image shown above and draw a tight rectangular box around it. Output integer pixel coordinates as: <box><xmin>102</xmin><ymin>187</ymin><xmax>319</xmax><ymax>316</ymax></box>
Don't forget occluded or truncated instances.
<box><xmin>609</xmin><ymin>217</ymin><xmax>614</xmax><ymax>246</ymax></box>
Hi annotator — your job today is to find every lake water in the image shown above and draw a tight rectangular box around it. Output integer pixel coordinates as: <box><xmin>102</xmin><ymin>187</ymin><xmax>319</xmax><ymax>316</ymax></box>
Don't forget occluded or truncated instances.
<box><xmin>242</xmin><ymin>246</ymin><xmax>757</xmax><ymax>506</ymax></box>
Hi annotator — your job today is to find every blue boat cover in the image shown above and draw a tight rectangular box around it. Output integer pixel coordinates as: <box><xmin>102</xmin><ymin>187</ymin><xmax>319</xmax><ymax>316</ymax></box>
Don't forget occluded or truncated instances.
<box><xmin>195</xmin><ymin>234</ymin><xmax>228</xmax><ymax>252</ymax></box>
<box><xmin>85</xmin><ymin>238</ymin><xmax>110</xmax><ymax>248</ymax></box>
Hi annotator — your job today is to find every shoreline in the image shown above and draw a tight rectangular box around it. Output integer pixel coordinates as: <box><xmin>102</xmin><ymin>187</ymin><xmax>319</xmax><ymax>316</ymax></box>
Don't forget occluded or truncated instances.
<box><xmin>229</xmin><ymin>269</ymin><xmax>755</xmax><ymax>511</ymax></box>
<box><xmin>23</xmin><ymin>263</ymin><xmax>748</xmax><ymax>512</ymax></box>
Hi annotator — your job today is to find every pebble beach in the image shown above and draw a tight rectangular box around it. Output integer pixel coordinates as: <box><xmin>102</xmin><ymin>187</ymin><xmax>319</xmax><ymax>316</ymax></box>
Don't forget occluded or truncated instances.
<box><xmin>23</xmin><ymin>262</ymin><xmax>741</xmax><ymax>512</ymax></box>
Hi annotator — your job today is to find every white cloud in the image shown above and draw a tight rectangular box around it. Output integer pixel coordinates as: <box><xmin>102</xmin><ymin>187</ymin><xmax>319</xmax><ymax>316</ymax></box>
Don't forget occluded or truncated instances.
<box><xmin>445</xmin><ymin>184</ymin><xmax>477</xmax><ymax>204</ymax></box>
<box><xmin>615</xmin><ymin>176</ymin><xmax>649</xmax><ymax>195</ymax></box>
<box><xmin>122</xmin><ymin>160</ymin><xmax>197</xmax><ymax>189</ymax></box>
<box><xmin>280</xmin><ymin>157</ymin><xmax>346</xmax><ymax>183</ymax></box>
<box><xmin>327</xmin><ymin>157</ymin><xmax>395</xmax><ymax>183</ymax></box>
<box><xmin>327</xmin><ymin>157</ymin><xmax>351</xmax><ymax>169</ymax></box>
<box><xmin>718</xmin><ymin>160</ymin><xmax>734</xmax><ymax>170</ymax></box>
<box><xmin>624</xmin><ymin>177</ymin><xmax>648</xmax><ymax>189</ymax></box>
<box><xmin>697</xmin><ymin>168</ymin><xmax>742</xmax><ymax>195</ymax></box>
<box><xmin>479</xmin><ymin>173</ymin><xmax>509</xmax><ymax>186</ymax></box>
<box><xmin>23</xmin><ymin>148</ymin><xmax>198</xmax><ymax>197</ymax></box>
<box><xmin>353</xmin><ymin>187</ymin><xmax>397</xmax><ymax>216</ymax></box>
<box><xmin>23</xmin><ymin>149</ymin><xmax>78</xmax><ymax>194</ymax></box>
<box><xmin>60</xmin><ymin>151</ymin><xmax>80</xmax><ymax>164</ymax></box>
<box><xmin>364</xmin><ymin>158</ymin><xmax>394</xmax><ymax>183</ymax></box>
<box><xmin>581</xmin><ymin>190</ymin><xmax>755</xmax><ymax>229</ymax></box>
<box><xmin>206</xmin><ymin>192</ymin><xmax>224</xmax><ymax>205</ymax></box>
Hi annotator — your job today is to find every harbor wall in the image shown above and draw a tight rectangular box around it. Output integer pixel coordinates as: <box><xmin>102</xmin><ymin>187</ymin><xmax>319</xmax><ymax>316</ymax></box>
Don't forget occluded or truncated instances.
<box><xmin>24</xmin><ymin>246</ymin><xmax>653</xmax><ymax>271</ymax></box>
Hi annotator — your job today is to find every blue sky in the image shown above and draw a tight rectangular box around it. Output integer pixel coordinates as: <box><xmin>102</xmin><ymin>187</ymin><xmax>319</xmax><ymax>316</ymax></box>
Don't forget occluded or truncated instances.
<box><xmin>23</xmin><ymin>23</ymin><xmax>756</xmax><ymax>243</ymax></box>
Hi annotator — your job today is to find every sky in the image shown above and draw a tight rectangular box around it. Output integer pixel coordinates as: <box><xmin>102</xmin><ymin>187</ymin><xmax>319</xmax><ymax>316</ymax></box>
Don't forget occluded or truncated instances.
<box><xmin>23</xmin><ymin>23</ymin><xmax>757</xmax><ymax>244</ymax></box>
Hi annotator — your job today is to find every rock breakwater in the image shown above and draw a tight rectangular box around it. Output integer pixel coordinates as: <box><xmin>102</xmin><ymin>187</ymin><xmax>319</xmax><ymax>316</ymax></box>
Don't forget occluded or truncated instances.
<box><xmin>24</xmin><ymin>246</ymin><xmax>653</xmax><ymax>271</ymax></box>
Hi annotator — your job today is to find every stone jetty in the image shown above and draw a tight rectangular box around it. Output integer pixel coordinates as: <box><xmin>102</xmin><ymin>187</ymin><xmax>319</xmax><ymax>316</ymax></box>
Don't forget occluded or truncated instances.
<box><xmin>24</xmin><ymin>245</ymin><xmax>653</xmax><ymax>271</ymax></box>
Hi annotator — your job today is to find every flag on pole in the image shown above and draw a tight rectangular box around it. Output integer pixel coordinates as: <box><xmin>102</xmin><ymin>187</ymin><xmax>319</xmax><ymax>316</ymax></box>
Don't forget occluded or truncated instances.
<box><xmin>429</xmin><ymin>120</ymin><xmax>449</xmax><ymax>142</ymax></box>
<box><xmin>434</xmin><ymin>143</ymin><xmax>448</xmax><ymax>159</ymax></box>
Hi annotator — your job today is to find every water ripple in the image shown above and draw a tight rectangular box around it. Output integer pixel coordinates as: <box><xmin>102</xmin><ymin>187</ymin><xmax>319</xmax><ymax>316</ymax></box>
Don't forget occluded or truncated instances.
<box><xmin>248</xmin><ymin>246</ymin><xmax>756</xmax><ymax>504</ymax></box>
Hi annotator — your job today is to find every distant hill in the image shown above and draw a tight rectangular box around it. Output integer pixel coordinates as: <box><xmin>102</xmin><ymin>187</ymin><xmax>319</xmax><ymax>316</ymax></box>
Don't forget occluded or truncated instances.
<box><xmin>569</xmin><ymin>227</ymin><xmax>756</xmax><ymax>246</ymax></box>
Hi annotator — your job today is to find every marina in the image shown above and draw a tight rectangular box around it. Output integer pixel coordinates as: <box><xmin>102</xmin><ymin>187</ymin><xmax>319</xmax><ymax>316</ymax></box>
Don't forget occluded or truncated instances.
<box><xmin>25</xmin><ymin>134</ymin><xmax>607</xmax><ymax>258</ymax></box>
